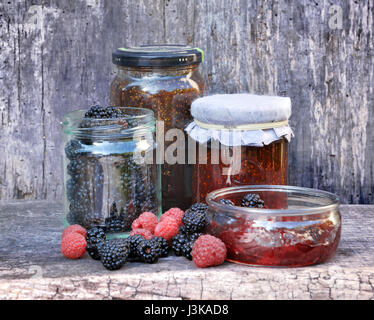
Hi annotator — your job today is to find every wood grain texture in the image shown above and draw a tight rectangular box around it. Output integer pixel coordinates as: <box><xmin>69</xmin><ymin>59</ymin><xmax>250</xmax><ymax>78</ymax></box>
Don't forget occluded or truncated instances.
<box><xmin>0</xmin><ymin>0</ymin><xmax>373</xmax><ymax>203</ymax></box>
<box><xmin>0</xmin><ymin>201</ymin><xmax>373</xmax><ymax>300</ymax></box>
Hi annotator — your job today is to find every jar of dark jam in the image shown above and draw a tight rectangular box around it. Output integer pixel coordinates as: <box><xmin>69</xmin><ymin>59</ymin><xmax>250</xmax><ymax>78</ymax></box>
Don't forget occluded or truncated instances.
<box><xmin>110</xmin><ymin>45</ymin><xmax>205</xmax><ymax>211</ymax></box>
<box><xmin>186</xmin><ymin>94</ymin><xmax>293</xmax><ymax>203</ymax></box>
<box><xmin>62</xmin><ymin>107</ymin><xmax>161</xmax><ymax>236</ymax></box>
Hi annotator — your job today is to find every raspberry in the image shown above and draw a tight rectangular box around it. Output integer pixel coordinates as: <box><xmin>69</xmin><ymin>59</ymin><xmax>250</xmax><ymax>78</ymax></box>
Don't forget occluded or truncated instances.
<box><xmin>61</xmin><ymin>233</ymin><xmax>87</xmax><ymax>259</ymax></box>
<box><xmin>191</xmin><ymin>235</ymin><xmax>227</xmax><ymax>268</ymax></box>
<box><xmin>62</xmin><ymin>224</ymin><xmax>87</xmax><ymax>239</ymax></box>
<box><xmin>160</xmin><ymin>208</ymin><xmax>184</xmax><ymax>226</ymax></box>
<box><xmin>130</xmin><ymin>228</ymin><xmax>153</xmax><ymax>240</ymax></box>
<box><xmin>131</xmin><ymin>212</ymin><xmax>158</xmax><ymax>233</ymax></box>
<box><xmin>154</xmin><ymin>217</ymin><xmax>179</xmax><ymax>241</ymax></box>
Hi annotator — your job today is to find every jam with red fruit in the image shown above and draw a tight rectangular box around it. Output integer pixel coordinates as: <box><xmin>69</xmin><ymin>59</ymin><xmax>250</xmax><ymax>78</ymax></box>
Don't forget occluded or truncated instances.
<box><xmin>206</xmin><ymin>186</ymin><xmax>341</xmax><ymax>267</ymax></box>
<box><xmin>193</xmin><ymin>138</ymin><xmax>288</xmax><ymax>204</ymax></box>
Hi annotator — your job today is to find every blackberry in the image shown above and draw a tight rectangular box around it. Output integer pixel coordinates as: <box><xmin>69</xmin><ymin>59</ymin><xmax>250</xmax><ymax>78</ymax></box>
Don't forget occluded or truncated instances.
<box><xmin>189</xmin><ymin>202</ymin><xmax>208</xmax><ymax>212</ymax></box>
<box><xmin>105</xmin><ymin>202</ymin><xmax>126</xmax><ymax>233</ymax></box>
<box><xmin>151</xmin><ymin>237</ymin><xmax>170</xmax><ymax>257</ymax></box>
<box><xmin>66</xmin><ymin>157</ymin><xmax>86</xmax><ymax>176</ymax></box>
<box><xmin>124</xmin><ymin>160</ymin><xmax>155</xmax><ymax>210</ymax></box>
<box><xmin>171</xmin><ymin>232</ymin><xmax>201</xmax><ymax>260</ymax></box>
<box><xmin>125</xmin><ymin>118</ymin><xmax>139</xmax><ymax>128</ymax></box>
<box><xmin>139</xmin><ymin>183</ymin><xmax>157</xmax><ymax>213</ymax></box>
<box><xmin>119</xmin><ymin>158</ymin><xmax>158</xmax><ymax>229</ymax></box>
<box><xmin>122</xmin><ymin>200</ymin><xmax>139</xmax><ymax>230</ymax></box>
<box><xmin>86</xmin><ymin>227</ymin><xmax>106</xmax><ymax>260</ymax></box>
<box><xmin>86</xmin><ymin>241</ymin><xmax>104</xmax><ymax>260</ymax></box>
<box><xmin>136</xmin><ymin>239</ymin><xmax>162</xmax><ymax>264</ymax></box>
<box><xmin>171</xmin><ymin>233</ymin><xmax>188</xmax><ymax>257</ymax></box>
<box><xmin>178</xmin><ymin>225</ymin><xmax>188</xmax><ymax>235</ymax></box>
<box><xmin>86</xmin><ymin>226</ymin><xmax>106</xmax><ymax>244</ymax></box>
<box><xmin>241</xmin><ymin>193</ymin><xmax>265</xmax><ymax>208</ymax></box>
<box><xmin>126</xmin><ymin>234</ymin><xmax>145</xmax><ymax>261</ymax></box>
<box><xmin>100</xmin><ymin>239</ymin><xmax>129</xmax><ymax>270</ymax></box>
<box><xmin>182</xmin><ymin>203</ymin><xmax>208</xmax><ymax>234</ymax></box>
<box><xmin>79</xmin><ymin>106</ymin><xmax>127</xmax><ymax>132</ymax></box>
<box><xmin>64</xmin><ymin>139</ymin><xmax>82</xmax><ymax>160</ymax></box>
<box><xmin>84</xmin><ymin>105</ymin><xmax>122</xmax><ymax>119</ymax></box>
<box><xmin>218</xmin><ymin>199</ymin><xmax>235</xmax><ymax>206</ymax></box>
<box><xmin>66</xmin><ymin>210</ymin><xmax>80</xmax><ymax>225</ymax></box>
<box><xmin>65</xmin><ymin>151</ymin><xmax>104</xmax><ymax>229</ymax></box>
<box><xmin>81</xmin><ymin>106</ymin><xmax>140</xmax><ymax>130</ymax></box>
<box><xmin>184</xmin><ymin>233</ymin><xmax>201</xmax><ymax>260</ymax></box>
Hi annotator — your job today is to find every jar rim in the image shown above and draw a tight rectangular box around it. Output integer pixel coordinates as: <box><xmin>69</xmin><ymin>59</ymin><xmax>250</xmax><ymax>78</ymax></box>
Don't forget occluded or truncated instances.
<box><xmin>62</xmin><ymin>107</ymin><xmax>155</xmax><ymax>139</ymax></box>
<box><xmin>206</xmin><ymin>185</ymin><xmax>340</xmax><ymax>217</ymax></box>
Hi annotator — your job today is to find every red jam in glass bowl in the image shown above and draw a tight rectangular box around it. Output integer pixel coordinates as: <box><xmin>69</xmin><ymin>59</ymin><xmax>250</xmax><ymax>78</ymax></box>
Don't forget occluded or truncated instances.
<box><xmin>205</xmin><ymin>185</ymin><xmax>341</xmax><ymax>267</ymax></box>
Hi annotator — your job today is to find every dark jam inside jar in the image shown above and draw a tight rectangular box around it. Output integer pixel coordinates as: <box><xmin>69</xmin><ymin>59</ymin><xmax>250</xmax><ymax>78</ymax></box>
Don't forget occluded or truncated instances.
<box><xmin>193</xmin><ymin>138</ymin><xmax>288</xmax><ymax>204</ymax></box>
<box><xmin>110</xmin><ymin>64</ymin><xmax>205</xmax><ymax>211</ymax></box>
<box><xmin>110</xmin><ymin>45</ymin><xmax>205</xmax><ymax>211</ymax></box>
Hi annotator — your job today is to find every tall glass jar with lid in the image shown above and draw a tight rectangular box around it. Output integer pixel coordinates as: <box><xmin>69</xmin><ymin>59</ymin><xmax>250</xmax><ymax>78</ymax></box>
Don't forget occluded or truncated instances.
<box><xmin>110</xmin><ymin>45</ymin><xmax>205</xmax><ymax>211</ymax></box>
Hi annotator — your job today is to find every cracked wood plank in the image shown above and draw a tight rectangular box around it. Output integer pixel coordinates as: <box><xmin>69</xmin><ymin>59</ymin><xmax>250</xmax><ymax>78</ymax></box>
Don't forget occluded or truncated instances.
<box><xmin>0</xmin><ymin>201</ymin><xmax>373</xmax><ymax>300</ymax></box>
<box><xmin>0</xmin><ymin>0</ymin><xmax>373</xmax><ymax>204</ymax></box>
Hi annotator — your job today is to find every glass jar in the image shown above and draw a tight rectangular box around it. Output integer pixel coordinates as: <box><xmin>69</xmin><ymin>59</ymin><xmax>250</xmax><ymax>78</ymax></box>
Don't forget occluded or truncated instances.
<box><xmin>110</xmin><ymin>45</ymin><xmax>205</xmax><ymax>211</ymax></box>
<box><xmin>206</xmin><ymin>185</ymin><xmax>341</xmax><ymax>267</ymax></box>
<box><xmin>186</xmin><ymin>93</ymin><xmax>293</xmax><ymax>203</ymax></box>
<box><xmin>62</xmin><ymin>107</ymin><xmax>160</xmax><ymax>235</ymax></box>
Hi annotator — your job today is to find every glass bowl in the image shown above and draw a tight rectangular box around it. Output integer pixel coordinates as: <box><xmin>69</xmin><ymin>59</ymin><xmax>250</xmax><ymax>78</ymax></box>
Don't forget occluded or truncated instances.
<box><xmin>206</xmin><ymin>185</ymin><xmax>341</xmax><ymax>267</ymax></box>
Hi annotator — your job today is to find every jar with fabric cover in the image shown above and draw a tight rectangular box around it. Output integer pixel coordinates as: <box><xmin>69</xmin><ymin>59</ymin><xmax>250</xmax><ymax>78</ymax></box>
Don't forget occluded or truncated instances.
<box><xmin>185</xmin><ymin>93</ymin><xmax>293</xmax><ymax>204</ymax></box>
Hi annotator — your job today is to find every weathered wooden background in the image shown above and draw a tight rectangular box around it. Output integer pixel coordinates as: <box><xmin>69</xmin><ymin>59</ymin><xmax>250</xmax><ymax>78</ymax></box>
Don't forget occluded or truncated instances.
<box><xmin>0</xmin><ymin>0</ymin><xmax>373</xmax><ymax>204</ymax></box>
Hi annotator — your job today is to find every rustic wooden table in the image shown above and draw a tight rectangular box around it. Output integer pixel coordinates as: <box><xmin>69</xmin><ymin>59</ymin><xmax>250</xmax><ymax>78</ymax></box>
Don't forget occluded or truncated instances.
<box><xmin>0</xmin><ymin>201</ymin><xmax>373</xmax><ymax>300</ymax></box>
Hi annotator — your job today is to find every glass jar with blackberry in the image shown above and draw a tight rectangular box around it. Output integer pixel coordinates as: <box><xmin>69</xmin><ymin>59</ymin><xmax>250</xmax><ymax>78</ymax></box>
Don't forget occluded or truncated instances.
<box><xmin>186</xmin><ymin>94</ymin><xmax>294</xmax><ymax>204</ymax></box>
<box><xmin>62</xmin><ymin>106</ymin><xmax>161</xmax><ymax>236</ymax></box>
<box><xmin>110</xmin><ymin>45</ymin><xmax>205</xmax><ymax>211</ymax></box>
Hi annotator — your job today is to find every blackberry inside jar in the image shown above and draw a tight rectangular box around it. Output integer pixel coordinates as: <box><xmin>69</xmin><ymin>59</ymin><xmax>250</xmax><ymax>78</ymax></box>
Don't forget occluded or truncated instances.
<box><xmin>62</xmin><ymin>107</ymin><xmax>161</xmax><ymax>235</ymax></box>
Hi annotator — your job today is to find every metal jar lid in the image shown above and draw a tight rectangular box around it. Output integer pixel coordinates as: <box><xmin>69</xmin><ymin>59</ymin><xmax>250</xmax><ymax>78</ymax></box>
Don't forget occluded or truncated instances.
<box><xmin>112</xmin><ymin>45</ymin><xmax>203</xmax><ymax>67</ymax></box>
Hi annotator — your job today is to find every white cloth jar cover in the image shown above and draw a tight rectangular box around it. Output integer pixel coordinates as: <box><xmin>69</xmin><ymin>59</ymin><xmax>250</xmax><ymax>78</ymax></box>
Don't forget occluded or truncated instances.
<box><xmin>185</xmin><ymin>93</ymin><xmax>294</xmax><ymax>147</ymax></box>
